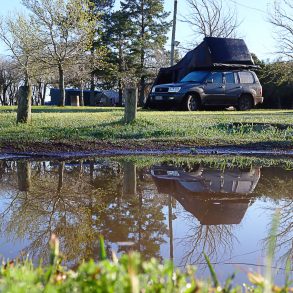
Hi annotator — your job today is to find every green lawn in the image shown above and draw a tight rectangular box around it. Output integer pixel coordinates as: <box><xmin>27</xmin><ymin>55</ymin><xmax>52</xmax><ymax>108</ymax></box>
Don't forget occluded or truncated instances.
<box><xmin>0</xmin><ymin>106</ymin><xmax>292</xmax><ymax>149</ymax></box>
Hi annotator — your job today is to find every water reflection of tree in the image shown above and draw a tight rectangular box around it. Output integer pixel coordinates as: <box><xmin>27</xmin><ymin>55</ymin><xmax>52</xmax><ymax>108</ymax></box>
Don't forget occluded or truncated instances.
<box><xmin>0</xmin><ymin>160</ymin><xmax>168</xmax><ymax>265</ymax></box>
<box><xmin>257</xmin><ymin>168</ymin><xmax>293</xmax><ymax>270</ymax></box>
<box><xmin>175</xmin><ymin>210</ymin><xmax>238</xmax><ymax>267</ymax></box>
<box><xmin>263</xmin><ymin>200</ymin><xmax>293</xmax><ymax>270</ymax></box>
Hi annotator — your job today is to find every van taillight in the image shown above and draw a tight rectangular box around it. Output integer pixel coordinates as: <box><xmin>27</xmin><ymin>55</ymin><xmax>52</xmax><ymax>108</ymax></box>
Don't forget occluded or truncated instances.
<box><xmin>260</xmin><ymin>86</ymin><xmax>262</xmax><ymax>96</ymax></box>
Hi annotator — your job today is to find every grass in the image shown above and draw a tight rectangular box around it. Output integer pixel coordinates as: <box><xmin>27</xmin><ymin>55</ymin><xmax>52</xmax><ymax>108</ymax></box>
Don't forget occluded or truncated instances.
<box><xmin>0</xmin><ymin>106</ymin><xmax>292</xmax><ymax>149</ymax></box>
<box><xmin>0</xmin><ymin>234</ymin><xmax>291</xmax><ymax>293</ymax></box>
<box><xmin>113</xmin><ymin>155</ymin><xmax>293</xmax><ymax>169</ymax></box>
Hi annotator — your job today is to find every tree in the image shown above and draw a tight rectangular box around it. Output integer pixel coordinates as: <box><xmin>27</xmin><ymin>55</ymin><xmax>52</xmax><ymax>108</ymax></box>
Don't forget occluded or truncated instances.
<box><xmin>98</xmin><ymin>9</ymin><xmax>136</xmax><ymax>105</ymax></box>
<box><xmin>0</xmin><ymin>159</ymin><xmax>168</xmax><ymax>264</ymax></box>
<box><xmin>67</xmin><ymin>49</ymin><xmax>106</xmax><ymax>106</ymax></box>
<box><xmin>121</xmin><ymin>0</ymin><xmax>171</xmax><ymax>106</ymax></box>
<box><xmin>0</xmin><ymin>14</ymin><xmax>40</xmax><ymax>123</ymax></box>
<box><xmin>266</xmin><ymin>0</ymin><xmax>293</xmax><ymax>107</ymax></box>
<box><xmin>252</xmin><ymin>53</ymin><xmax>293</xmax><ymax>109</ymax></box>
<box><xmin>183</xmin><ymin>0</ymin><xmax>240</xmax><ymax>43</ymax></box>
<box><xmin>0</xmin><ymin>58</ymin><xmax>21</xmax><ymax>106</ymax></box>
<box><xmin>22</xmin><ymin>0</ymin><xmax>101</xmax><ymax>106</ymax></box>
<box><xmin>90</xmin><ymin>0</ymin><xmax>115</xmax><ymax>11</ymax></box>
<box><xmin>269</xmin><ymin>0</ymin><xmax>293</xmax><ymax>60</ymax></box>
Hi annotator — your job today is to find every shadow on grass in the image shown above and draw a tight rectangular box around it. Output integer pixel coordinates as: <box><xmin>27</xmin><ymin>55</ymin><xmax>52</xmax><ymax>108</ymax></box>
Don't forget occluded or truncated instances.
<box><xmin>38</xmin><ymin>118</ymin><xmax>175</xmax><ymax>140</ymax></box>
<box><xmin>31</xmin><ymin>107</ymin><xmax>124</xmax><ymax>114</ymax></box>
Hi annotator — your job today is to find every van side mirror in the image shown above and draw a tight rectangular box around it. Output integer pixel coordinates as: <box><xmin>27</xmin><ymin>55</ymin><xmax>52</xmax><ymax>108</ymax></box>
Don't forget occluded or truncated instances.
<box><xmin>206</xmin><ymin>78</ymin><xmax>213</xmax><ymax>84</ymax></box>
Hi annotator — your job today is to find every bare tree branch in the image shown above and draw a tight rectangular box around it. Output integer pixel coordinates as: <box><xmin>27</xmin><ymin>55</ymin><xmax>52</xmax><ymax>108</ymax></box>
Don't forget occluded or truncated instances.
<box><xmin>182</xmin><ymin>0</ymin><xmax>241</xmax><ymax>45</ymax></box>
<box><xmin>269</xmin><ymin>0</ymin><xmax>293</xmax><ymax>60</ymax></box>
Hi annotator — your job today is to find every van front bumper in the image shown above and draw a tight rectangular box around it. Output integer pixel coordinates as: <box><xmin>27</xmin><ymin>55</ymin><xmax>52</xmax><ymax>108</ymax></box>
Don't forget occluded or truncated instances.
<box><xmin>148</xmin><ymin>93</ymin><xmax>185</xmax><ymax>107</ymax></box>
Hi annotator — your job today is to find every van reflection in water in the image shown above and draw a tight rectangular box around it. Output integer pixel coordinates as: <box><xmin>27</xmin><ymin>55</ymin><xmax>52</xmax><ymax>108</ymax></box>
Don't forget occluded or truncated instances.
<box><xmin>151</xmin><ymin>165</ymin><xmax>261</xmax><ymax>225</ymax></box>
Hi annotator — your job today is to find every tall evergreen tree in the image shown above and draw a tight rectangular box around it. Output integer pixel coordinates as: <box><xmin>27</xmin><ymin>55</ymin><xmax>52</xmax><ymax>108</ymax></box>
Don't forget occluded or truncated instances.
<box><xmin>99</xmin><ymin>10</ymin><xmax>135</xmax><ymax>105</ymax></box>
<box><xmin>121</xmin><ymin>0</ymin><xmax>171</xmax><ymax>106</ymax></box>
<box><xmin>89</xmin><ymin>0</ymin><xmax>115</xmax><ymax>102</ymax></box>
<box><xmin>90</xmin><ymin>0</ymin><xmax>115</xmax><ymax>11</ymax></box>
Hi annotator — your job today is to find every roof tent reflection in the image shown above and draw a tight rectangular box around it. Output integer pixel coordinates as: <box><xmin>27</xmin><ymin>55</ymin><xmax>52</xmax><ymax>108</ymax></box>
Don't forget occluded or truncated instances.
<box><xmin>151</xmin><ymin>165</ymin><xmax>261</xmax><ymax>225</ymax></box>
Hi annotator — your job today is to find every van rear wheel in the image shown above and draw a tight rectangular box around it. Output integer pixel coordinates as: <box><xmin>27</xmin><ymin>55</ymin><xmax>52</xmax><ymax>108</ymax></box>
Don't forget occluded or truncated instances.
<box><xmin>184</xmin><ymin>94</ymin><xmax>200</xmax><ymax>111</ymax></box>
<box><xmin>237</xmin><ymin>95</ymin><xmax>253</xmax><ymax>111</ymax></box>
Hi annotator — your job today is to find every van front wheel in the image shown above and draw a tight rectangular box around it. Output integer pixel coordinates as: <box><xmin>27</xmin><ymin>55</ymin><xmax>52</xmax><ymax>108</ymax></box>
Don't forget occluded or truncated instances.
<box><xmin>184</xmin><ymin>94</ymin><xmax>200</xmax><ymax>111</ymax></box>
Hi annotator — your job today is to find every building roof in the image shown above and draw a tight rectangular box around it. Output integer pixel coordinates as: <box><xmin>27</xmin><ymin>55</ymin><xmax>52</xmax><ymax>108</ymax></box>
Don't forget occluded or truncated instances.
<box><xmin>98</xmin><ymin>90</ymin><xmax>119</xmax><ymax>99</ymax></box>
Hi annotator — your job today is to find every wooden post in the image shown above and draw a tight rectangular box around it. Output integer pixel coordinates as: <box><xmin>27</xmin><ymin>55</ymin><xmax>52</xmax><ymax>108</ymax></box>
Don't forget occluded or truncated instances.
<box><xmin>17</xmin><ymin>84</ymin><xmax>32</xmax><ymax>123</ymax></box>
<box><xmin>71</xmin><ymin>95</ymin><xmax>80</xmax><ymax>106</ymax></box>
<box><xmin>124</xmin><ymin>88</ymin><xmax>138</xmax><ymax>123</ymax></box>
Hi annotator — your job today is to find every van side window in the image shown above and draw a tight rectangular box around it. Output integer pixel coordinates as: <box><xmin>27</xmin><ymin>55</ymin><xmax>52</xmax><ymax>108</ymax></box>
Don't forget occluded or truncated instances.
<box><xmin>212</xmin><ymin>72</ymin><xmax>223</xmax><ymax>84</ymax></box>
<box><xmin>225</xmin><ymin>72</ymin><xmax>235</xmax><ymax>84</ymax></box>
<box><xmin>238</xmin><ymin>71</ymin><xmax>254</xmax><ymax>83</ymax></box>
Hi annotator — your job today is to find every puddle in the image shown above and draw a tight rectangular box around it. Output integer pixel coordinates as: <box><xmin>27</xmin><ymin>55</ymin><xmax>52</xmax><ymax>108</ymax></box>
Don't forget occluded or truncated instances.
<box><xmin>0</xmin><ymin>156</ymin><xmax>292</xmax><ymax>284</ymax></box>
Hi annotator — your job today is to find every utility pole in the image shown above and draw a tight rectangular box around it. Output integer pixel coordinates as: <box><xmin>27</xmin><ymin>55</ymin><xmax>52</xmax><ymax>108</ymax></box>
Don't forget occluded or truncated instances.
<box><xmin>170</xmin><ymin>0</ymin><xmax>178</xmax><ymax>66</ymax></box>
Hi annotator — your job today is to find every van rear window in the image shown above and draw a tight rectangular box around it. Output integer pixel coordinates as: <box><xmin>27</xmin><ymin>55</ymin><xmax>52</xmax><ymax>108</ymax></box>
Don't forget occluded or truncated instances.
<box><xmin>238</xmin><ymin>72</ymin><xmax>254</xmax><ymax>84</ymax></box>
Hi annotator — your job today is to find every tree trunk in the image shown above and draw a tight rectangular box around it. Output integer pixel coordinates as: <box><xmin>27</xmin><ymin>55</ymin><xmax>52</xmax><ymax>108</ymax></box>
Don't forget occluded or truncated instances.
<box><xmin>37</xmin><ymin>81</ymin><xmax>43</xmax><ymax>105</ymax></box>
<box><xmin>118</xmin><ymin>79</ymin><xmax>123</xmax><ymax>106</ymax></box>
<box><xmin>118</xmin><ymin>42</ymin><xmax>123</xmax><ymax>106</ymax></box>
<box><xmin>17</xmin><ymin>78</ymin><xmax>32</xmax><ymax>124</ymax></box>
<box><xmin>58</xmin><ymin>64</ymin><xmax>65</xmax><ymax>106</ymax></box>
<box><xmin>3</xmin><ymin>86</ymin><xmax>8</xmax><ymax>105</ymax></box>
<box><xmin>90</xmin><ymin>48</ymin><xmax>96</xmax><ymax>106</ymax></box>
<box><xmin>42</xmin><ymin>83</ymin><xmax>47</xmax><ymax>105</ymax></box>
<box><xmin>139</xmin><ymin>0</ymin><xmax>145</xmax><ymax>107</ymax></box>
<box><xmin>0</xmin><ymin>85</ymin><xmax>3</xmax><ymax>105</ymax></box>
<box><xmin>80</xmin><ymin>81</ymin><xmax>84</xmax><ymax>106</ymax></box>
<box><xmin>90</xmin><ymin>72</ymin><xmax>95</xmax><ymax>106</ymax></box>
<box><xmin>139</xmin><ymin>76</ymin><xmax>145</xmax><ymax>106</ymax></box>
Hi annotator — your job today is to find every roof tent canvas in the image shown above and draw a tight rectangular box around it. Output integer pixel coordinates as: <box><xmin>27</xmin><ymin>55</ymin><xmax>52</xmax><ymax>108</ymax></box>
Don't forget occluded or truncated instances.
<box><xmin>154</xmin><ymin>37</ymin><xmax>256</xmax><ymax>85</ymax></box>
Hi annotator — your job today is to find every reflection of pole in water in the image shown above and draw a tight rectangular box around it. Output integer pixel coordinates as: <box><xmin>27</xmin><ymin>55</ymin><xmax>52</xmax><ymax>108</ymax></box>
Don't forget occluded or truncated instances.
<box><xmin>169</xmin><ymin>195</ymin><xmax>174</xmax><ymax>261</ymax></box>
<box><xmin>123</xmin><ymin>161</ymin><xmax>137</xmax><ymax>196</ymax></box>
<box><xmin>17</xmin><ymin>161</ymin><xmax>31</xmax><ymax>192</ymax></box>
<box><xmin>79</xmin><ymin>160</ymin><xmax>83</xmax><ymax>178</ymax></box>
<box><xmin>90</xmin><ymin>160</ymin><xmax>94</xmax><ymax>184</ymax></box>
<box><xmin>57</xmin><ymin>161</ymin><xmax>65</xmax><ymax>192</ymax></box>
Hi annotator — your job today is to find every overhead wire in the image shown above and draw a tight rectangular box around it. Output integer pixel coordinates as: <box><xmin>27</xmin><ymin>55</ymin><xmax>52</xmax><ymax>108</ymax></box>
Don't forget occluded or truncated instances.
<box><xmin>225</xmin><ymin>0</ymin><xmax>268</xmax><ymax>14</ymax></box>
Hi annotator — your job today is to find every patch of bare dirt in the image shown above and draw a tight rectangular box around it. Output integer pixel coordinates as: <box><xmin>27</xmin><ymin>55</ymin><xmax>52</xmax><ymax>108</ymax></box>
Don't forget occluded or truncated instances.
<box><xmin>0</xmin><ymin>139</ymin><xmax>292</xmax><ymax>158</ymax></box>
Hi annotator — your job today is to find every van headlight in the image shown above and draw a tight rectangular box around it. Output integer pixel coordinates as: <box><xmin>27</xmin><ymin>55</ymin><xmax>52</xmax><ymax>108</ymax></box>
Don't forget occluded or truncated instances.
<box><xmin>168</xmin><ymin>87</ymin><xmax>181</xmax><ymax>93</ymax></box>
<box><xmin>151</xmin><ymin>86</ymin><xmax>156</xmax><ymax>93</ymax></box>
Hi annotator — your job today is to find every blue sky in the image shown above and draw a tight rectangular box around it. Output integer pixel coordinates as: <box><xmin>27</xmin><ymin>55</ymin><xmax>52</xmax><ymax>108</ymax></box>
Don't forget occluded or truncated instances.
<box><xmin>0</xmin><ymin>0</ymin><xmax>276</xmax><ymax>60</ymax></box>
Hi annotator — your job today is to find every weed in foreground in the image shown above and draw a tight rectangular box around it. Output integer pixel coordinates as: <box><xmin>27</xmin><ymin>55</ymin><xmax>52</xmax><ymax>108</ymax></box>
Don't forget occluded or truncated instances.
<box><xmin>0</xmin><ymin>223</ymin><xmax>291</xmax><ymax>292</ymax></box>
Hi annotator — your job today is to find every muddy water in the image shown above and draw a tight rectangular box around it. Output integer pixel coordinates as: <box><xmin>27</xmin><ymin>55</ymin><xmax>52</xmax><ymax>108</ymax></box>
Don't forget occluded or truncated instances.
<box><xmin>0</xmin><ymin>157</ymin><xmax>292</xmax><ymax>284</ymax></box>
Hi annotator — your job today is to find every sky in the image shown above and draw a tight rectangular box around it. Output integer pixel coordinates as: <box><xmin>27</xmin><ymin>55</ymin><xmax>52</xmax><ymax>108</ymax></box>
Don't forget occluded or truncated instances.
<box><xmin>0</xmin><ymin>0</ymin><xmax>277</xmax><ymax>61</ymax></box>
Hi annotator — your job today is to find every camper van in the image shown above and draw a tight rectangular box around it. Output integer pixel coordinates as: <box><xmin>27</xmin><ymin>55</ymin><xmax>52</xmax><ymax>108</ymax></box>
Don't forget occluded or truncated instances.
<box><xmin>149</xmin><ymin>37</ymin><xmax>263</xmax><ymax>111</ymax></box>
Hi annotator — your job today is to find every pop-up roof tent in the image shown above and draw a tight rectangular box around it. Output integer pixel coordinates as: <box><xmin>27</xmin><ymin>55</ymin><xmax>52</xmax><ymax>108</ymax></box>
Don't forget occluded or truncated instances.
<box><xmin>154</xmin><ymin>37</ymin><xmax>257</xmax><ymax>86</ymax></box>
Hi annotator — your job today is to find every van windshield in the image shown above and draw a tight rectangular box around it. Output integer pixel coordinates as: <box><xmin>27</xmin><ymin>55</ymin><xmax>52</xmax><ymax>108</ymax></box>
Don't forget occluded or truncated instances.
<box><xmin>180</xmin><ymin>71</ymin><xmax>209</xmax><ymax>83</ymax></box>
